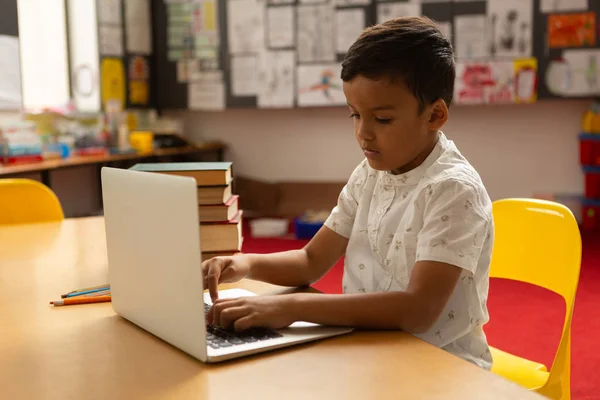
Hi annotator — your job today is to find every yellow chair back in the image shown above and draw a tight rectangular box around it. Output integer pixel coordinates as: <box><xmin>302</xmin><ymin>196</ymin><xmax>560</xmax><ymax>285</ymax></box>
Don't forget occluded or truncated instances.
<box><xmin>490</xmin><ymin>198</ymin><xmax>581</xmax><ymax>399</ymax></box>
<box><xmin>0</xmin><ymin>179</ymin><xmax>64</xmax><ymax>225</ymax></box>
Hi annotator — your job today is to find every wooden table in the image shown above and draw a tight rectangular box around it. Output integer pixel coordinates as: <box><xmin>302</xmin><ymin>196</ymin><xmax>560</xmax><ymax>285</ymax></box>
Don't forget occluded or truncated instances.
<box><xmin>0</xmin><ymin>217</ymin><xmax>545</xmax><ymax>400</ymax></box>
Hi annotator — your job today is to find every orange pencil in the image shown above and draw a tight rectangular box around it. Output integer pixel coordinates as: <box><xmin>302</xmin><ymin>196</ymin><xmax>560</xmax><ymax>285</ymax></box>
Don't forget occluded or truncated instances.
<box><xmin>50</xmin><ymin>295</ymin><xmax>112</xmax><ymax>306</ymax></box>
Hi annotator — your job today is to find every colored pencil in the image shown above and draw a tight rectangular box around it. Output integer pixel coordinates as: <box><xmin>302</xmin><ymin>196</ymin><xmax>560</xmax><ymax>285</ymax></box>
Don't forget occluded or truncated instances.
<box><xmin>61</xmin><ymin>284</ymin><xmax>110</xmax><ymax>298</ymax></box>
<box><xmin>50</xmin><ymin>295</ymin><xmax>112</xmax><ymax>306</ymax></box>
<box><xmin>64</xmin><ymin>287</ymin><xmax>111</xmax><ymax>298</ymax></box>
<box><xmin>83</xmin><ymin>290</ymin><xmax>111</xmax><ymax>297</ymax></box>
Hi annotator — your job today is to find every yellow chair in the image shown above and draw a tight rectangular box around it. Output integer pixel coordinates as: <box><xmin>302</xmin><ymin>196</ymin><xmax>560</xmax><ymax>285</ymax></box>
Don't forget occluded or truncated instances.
<box><xmin>0</xmin><ymin>179</ymin><xmax>64</xmax><ymax>225</ymax></box>
<box><xmin>489</xmin><ymin>199</ymin><xmax>582</xmax><ymax>400</ymax></box>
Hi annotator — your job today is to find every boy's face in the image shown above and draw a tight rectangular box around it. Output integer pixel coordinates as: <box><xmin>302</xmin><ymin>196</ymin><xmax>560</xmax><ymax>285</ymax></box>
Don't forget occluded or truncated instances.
<box><xmin>343</xmin><ymin>75</ymin><xmax>448</xmax><ymax>174</ymax></box>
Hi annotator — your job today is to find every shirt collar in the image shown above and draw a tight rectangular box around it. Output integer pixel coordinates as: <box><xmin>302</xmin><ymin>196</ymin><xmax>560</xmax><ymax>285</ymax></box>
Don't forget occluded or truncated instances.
<box><xmin>377</xmin><ymin>131</ymin><xmax>447</xmax><ymax>187</ymax></box>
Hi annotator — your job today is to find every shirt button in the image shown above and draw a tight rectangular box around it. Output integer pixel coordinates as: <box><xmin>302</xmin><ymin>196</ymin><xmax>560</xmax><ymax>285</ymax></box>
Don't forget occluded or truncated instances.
<box><xmin>384</xmin><ymin>176</ymin><xmax>392</xmax><ymax>184</ymax></box>
<box><xmin>384</xmin><ymin>184</ymin><xmax>393</xmax><ymax>191</ymax></box>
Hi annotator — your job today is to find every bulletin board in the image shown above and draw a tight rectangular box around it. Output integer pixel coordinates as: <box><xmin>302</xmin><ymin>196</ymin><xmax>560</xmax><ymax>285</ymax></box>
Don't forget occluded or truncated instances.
<box><xmin>0</xmin><ymin>0</ymin><xmax>22</xmax><ymax>110</ymax></box>
<box><xmin>151</xmin><ymin>0</ymin><xmax>600</xmax><ymax>111</ymax></box>
<box><xmin>97</xmin><ymin>0</ymin><xmax>155</xmax><ymax>110</ymax></box>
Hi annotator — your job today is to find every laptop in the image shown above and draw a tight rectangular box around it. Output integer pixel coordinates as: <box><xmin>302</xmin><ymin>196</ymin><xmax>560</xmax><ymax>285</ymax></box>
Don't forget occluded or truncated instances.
<box><xmin>101</xmin><ymin>167</ymin><xmax>352</xmax><ymax>363</ymax></box>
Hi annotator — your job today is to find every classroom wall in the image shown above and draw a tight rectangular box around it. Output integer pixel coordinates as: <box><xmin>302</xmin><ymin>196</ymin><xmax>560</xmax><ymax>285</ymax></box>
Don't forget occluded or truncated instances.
<box><xmin>171</xmin><ymin>99</ymin><xmax>589</xmax><ymax>201</ymax></box>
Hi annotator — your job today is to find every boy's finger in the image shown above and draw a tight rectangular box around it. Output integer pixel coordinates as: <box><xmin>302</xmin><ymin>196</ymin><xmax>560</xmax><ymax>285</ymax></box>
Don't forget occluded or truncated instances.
<box><xmin>233</xmin><ymin>315</ymin><xmax>255</xmax><ymax>332</ymax></box>
<box><xmin>219</xmin><ymin>306</ymin><xmax>250</xmax><ymax>329</ymax></box>
<box><xmin>207</xmin><ymin>263</ymin><xmax>221</xmax><ymax>302</ymax></box>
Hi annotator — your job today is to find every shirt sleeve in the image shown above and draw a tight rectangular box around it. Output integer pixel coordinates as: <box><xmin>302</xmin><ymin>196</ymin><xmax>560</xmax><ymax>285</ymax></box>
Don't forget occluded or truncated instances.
<box><xmin>416</xmin><ymin>179</ymin><xmax>492</xmax><ymax>274</ymax></box>
<box><xmin>324</xmin><ymin>161</ymin><xmax>368</xmax><ymax>238</ymax></box>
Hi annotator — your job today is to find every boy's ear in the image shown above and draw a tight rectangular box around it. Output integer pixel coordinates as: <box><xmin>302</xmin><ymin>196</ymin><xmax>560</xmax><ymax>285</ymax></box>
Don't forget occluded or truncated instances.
<box><xmin>427</xmin><ymin>99</ymin><xmax>449</xmax><ymax>130</ymax></box>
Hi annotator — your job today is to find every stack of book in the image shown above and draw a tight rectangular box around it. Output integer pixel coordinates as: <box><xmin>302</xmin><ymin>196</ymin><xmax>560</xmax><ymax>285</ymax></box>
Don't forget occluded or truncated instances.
<box><xmin>0</xmin><ymin>120</ymin><xmax>43</xmax><ymax>165</ymax></box>
<box><xmin>130</xmin><ymin>162</ymin><xmax>243</xmax><ymax>260</ymax></box>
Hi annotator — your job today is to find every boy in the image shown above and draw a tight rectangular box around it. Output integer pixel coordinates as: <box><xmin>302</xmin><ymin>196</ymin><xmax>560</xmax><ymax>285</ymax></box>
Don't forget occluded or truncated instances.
<box><xmin>203</xmin><ymin>16</ymin><xmax>494</xmax><ymax>369</ymax></box>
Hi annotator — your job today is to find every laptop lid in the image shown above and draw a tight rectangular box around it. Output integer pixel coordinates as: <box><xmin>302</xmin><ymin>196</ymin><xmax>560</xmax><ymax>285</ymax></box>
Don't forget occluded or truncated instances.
<box><xmin>101</xmin><ymin>167</ymin><xmax>208</xmax><ymax>361</ymax></box>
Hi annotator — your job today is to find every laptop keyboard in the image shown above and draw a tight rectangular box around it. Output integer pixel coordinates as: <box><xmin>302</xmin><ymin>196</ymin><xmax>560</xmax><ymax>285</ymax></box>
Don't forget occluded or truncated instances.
<box><xmin>204</xmin><ymin>303</ymin><xmax>283</xmax><ymax>349</ymax></box>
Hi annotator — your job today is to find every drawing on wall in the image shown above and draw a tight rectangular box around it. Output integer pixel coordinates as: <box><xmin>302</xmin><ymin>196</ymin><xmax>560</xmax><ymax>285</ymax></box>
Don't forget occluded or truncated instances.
<box><xmin>267</xmin><ymin>5</ymin><xmax>295</xmax><ymax>48</ymax></box>
<box><xmin>540</xmin><ymin>0</ymin><xmax>588</xmax><ymax>13</ymax></box>
<box><xmin>256</xmin><ymin>50</ymin><xmax>295</xmax><ymax>108</ymax></box>
<box><xmin>436</xmin><ymin>21</ymin><xmax>452</xmax><ymax>40</ymax></box>
<box><xmin>514</xmin><ymin>58</ymin><xmax>537</xmax><ymax>103</ymax></box>
<box><xmin>227</xmin><ymin>0</ymin><xmax>264</xmax><ymax>55</ymax></box>
<box><xmin>377</xmin><ymin>2</ymin><xmax>420</xmax><ymax>24</ymax></box>
<box><xmin>297</xmin><ymin>64</ymin><xmax>345</xmax><ymax>106</ymax></box>
<box><xmin>454</xmin><ymin>15</ymin><xmax>489</xmax><ymax>59</ymax></box>
<box><xmin>487</xmin><ymin>0</ymin><xmax>533</xmax><ymax>58</ymax></box>
<box><xmin>335</xmin><ymin>0</ymin><xmax>370</xmax><ymax>5</ymax></box>
<box><xmin>454</xmin><ymin>61</ymin><xmax>517</xmax><ymax>104</ymax></box>
<box><xmin>548</xmin><ymin>13</ymin><xmax>595</xmax><ymax>48</ymax></box>
<box><xmin>297</xmin><ymin>4</ymin><xmax>335</xmax><ymax>63</ymax></box>
<box><xmin>546</xmin><ymin>50</ymin><xmax>600</xmax><ymax>96</ymax></box>
<box><xmin>231</xmin><ymin>55</ymin><xmax>257</xmax><ymax>96</ymax></box>
<box><xmin>335</xmin><ymin>8</ymin><xmax>365</xmax><ymax>53</ymax></box>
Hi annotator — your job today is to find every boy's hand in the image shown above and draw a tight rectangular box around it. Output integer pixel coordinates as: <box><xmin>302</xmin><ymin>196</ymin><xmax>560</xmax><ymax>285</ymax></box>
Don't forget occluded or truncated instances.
<box><xmin>207</xmin><ymin>295</ymin><xmax>296</xmax><ymax>331</ymax></box>
<box><xmin>202</xmin><ymin>256</ymin><xmax>251</xmax><ymax>302</ymax></box>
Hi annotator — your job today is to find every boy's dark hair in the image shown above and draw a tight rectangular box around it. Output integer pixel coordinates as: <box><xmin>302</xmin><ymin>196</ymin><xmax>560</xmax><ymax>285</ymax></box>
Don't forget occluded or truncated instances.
<box><xmin>341</xmin><ymin>16</ymin><xmax>455</xmax><ymax>113</ymax></box>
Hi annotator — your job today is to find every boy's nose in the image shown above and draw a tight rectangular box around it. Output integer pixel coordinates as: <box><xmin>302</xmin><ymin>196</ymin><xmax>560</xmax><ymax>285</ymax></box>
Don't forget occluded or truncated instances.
<box><xmin>356</xmin><ymin>122</ymin><xmax>375</xmax><ymax>141</ymax></box>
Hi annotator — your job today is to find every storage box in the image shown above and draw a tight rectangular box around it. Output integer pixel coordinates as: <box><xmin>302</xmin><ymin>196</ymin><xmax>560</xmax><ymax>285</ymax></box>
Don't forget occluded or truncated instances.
<box><xmin>579</xmin><ymin>133</ymin><xmax>600</xmax><ymax>166</ymax></box>
<box><xmin>583</xmin><ymin>166</ymin><xmax>600</xmax><ymax>199</ymax></box>
<box><xmin>294</xmin><ymin>218</ymin><xmax>324</xmax><ymax>240</ymax></box>
<box><xmin>582</xmin><ymin>199</ymin><xmax>600</xmax><ymax>230</ymax></box>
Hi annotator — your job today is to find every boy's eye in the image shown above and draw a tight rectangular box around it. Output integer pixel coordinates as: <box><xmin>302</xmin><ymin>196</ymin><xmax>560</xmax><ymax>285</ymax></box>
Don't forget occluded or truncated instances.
<box><xmin>349</xmin><ymin>113</ymin><xmax>360</xmax><ymax>120</ymax></box>
<box><xmin>375</xmin><ymin>118</ymin><xmax>392</xmax><ymax>124</ymax></box>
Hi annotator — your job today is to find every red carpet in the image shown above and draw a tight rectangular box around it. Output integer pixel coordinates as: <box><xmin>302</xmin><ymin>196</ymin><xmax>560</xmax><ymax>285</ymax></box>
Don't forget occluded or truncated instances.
<box><xmin>242</xmin><ymin>231</ymin><xmax>600</xmax><ymax>399</ymax></box>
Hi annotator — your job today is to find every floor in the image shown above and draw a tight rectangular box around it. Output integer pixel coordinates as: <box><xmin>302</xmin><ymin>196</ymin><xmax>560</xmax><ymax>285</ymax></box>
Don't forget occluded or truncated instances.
<box><xmin>241</xmin><ymin>231</ymin><xmax>600</xmax><ymax>400</ymax></box>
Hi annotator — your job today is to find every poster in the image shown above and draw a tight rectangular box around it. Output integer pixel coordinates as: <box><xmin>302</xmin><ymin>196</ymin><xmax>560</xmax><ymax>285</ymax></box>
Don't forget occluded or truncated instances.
<box><xmin>99</xmin><ymin>26</ymin><xmax>124</xmax><ymax>56</ymax></box>
<box><xmin>125</xmin><ymin>0</ymin><xmax>152</xmax><ymax>54</ymax></box>
<box><xmin>297</xmin><ymin>64</ymin><xmax>345</xmax><ymax>107</ymax></box>
<box><xmin>267</xmin><ymin>6</ymin><xmax>295</xmax><ymax>48</ymax></box>
<box><xmin>98</xmin><ymin>0</ymin><xmax>122</xmax><ymax>25</ymax></box>
<box><xmin>129</xmin><ymin>56</ymin><xmax>149</xmax><ymax>81</ymax></box>
<box><xmin>540</xmin><ymin>0</ymin><xmax>588</xmax><ymax>13</ymax></box>
<box><xmin>548</xmin><ymin>13</ymin><xmax>595</xmax><ymax>48</ymax></box>
<box><xmin>546</xmin><ymin>49</ymin><xmax>600</xmax><ymax>96</ymax></box>
<box><xmin>101</xmin><ymin>58</ymin><xmax>125</xmax><ymax>109</ymax></box>
<box><xmin>129</xmin><ymin>81</ymin><xmax>149</xmax><ymax>105</ymax></box>
<box><xmin>227</xmin><ymin>0</ymin><xmax>264</xmax><ymax>54</ymax></box>
<box><xmin>514</xmin><ymin>58</ymin><xmax>537</xmax><ymax>103</ymax></box>
<box><xmin>487</xmin><ymin>0</ymin><xmax>533</xmax><ymax>58</ymax></box>
<box><xmin>257</xmin><ymin>50</ymin><xmax>295</xmax><ymax>108</ymax></box>
<box><xmin>335</xmin><ymin>8</ymin><xmax>365</xmax><ymax>54</ymax></box>
<box><xmin>298</xmin><ymin>4</ymin><xmax>335</xmax><ymax>63</ymax></box>
<box><xmin>377</xmin><ymin>2</ymin><xmax>420</xmax><ymax>24</ymax></box>
<box><xmin>335</xmin><ymin>0</ymin><xmax>370</xmax><ymax>4</ymax></box>
<box><xmin>188</xmin><ymin>80</ymin><xmax>225</xmax><ymax>110</ymax></box>
<box><xmin>454</xmin><ymin>61</ymin><xmax>517</xmax><ymax>105</ymax></box>
<box><xmin>231</xmin><ymin>55</ymin><xmax>257</xmax><ymax>96</ymax></box>
<box><xmin>454</xmin><ymin>15</ymin><xmax>488</xmax><ymax>59</ymax></box>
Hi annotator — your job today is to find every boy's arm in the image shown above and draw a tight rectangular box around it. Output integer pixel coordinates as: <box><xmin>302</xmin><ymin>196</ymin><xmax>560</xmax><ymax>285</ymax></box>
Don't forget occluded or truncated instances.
<box><xmin>245</xmin><ymin>225</ymin><xmax>349</xmax><ymax>287</ymax></box>
<box><xmin>208</xmin><ymin>260</ymin><xmax>462</xmax><ymax>334</ymax></box>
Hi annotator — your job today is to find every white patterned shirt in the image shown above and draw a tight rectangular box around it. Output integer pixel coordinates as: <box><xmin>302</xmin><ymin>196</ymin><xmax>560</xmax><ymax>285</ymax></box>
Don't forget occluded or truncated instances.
<box><xmin>324</xmin><ymin>132</ymin><xmax>493</xmax><ymax>369</ymax></box>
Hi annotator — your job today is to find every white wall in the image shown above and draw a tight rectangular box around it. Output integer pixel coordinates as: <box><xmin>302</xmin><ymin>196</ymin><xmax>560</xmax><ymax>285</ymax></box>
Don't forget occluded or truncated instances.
<box><xmin>171</xmin><ymin>99</ymin><xmax>589</xmax><ymax>201</ymax></box>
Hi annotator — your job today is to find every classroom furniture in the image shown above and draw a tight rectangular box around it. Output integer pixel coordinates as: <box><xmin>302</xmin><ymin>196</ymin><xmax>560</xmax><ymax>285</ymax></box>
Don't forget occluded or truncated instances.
<box><xmin>0</xmin><ymin>178</ymin><xmax>64</xmax><ymax>225</ymax></box>
<box><xmin>488</xmin><ymin>199</ymin><xmax>582</xmax><ymax>400</ymax></box>
<box><xmin>0</xmin><ymin>216</ymin><xmax>545</xmax><ymax>400</ymax></box>
<box><xmin>0</xmin><ymin>141</ymin><xmax>226</xmax><ymax>218</ymax></box>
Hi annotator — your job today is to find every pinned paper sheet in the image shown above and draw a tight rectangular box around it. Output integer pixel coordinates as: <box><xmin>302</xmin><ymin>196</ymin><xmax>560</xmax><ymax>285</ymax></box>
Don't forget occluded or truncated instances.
<box><xmin>488</xmin><ymin>0</ymin><xmax>533</xmax><ymax>58</ymax></box>
<box><xmin>297</xmin><ymin>64</ymin><xmax>345</xmax><ymax>107</ymax></box>
<box><xmin>257</xmin><ymin>50</ymin><xmax>295</xmax><ymax>108</ymax></box>
<box><xmin>377</xmin><ymin>2</ymin><xmax>420</xmax><ymax>24</ymax></box>
<box><xmin>514</xmin><ymin>58</ymin><xmax>537</xmax><ymax>103</ymax></box>
<box><xmin>335</xmin><ymin>8</ymin><xmax>365</xmax><ymax>54</ymax></box>
<box><xmin>188</xmin><ymin>80</ymin><xmax>225</xmax><ymax>110</ymax></box>
<box><xmin>335</xmin><ymin>0</ymin><xmax>370</xmax><ymax>5</ymax></box>
<box><xmin>99</xmin><ymin>26</ymin><xmax>124</xmax><ymax>57</ymax></box>
<box><xmin>125</xmin><ymin>0</ymin><xmax>152</xmax><ymax>54</ymax></box>
<box><xmin>546</xmin><ymin>49</ymin><xmax>600</xmax><ymax>96</ymax></box>
<box><xmin>454</xmin><ymin>15</ymin><xmax>488</xmax><ymax>59</ymax></box>
<box><xmin>454</xmin><ymin>61</ymin><xmax>515</xmax><ymax>105</ymax></box>
<box><xmin>540</xmin><ymin>0</ymin><xmax>588</xmax><ymax>13</ymax></box>
<box><xmin>227</xmin><ymin>0</ymin><xmax>264</xmax><ymax>54</ymax></box>
<box><xmin>437</xmin><ymin>21</ymin><xmax>452</xmax><ymax>40</ymax></box>
<box><xmin>177</xmin><ymin>60</ymin><xmax>190</xmax><ymax>82</ymax></box>
<box><xmin>231</xmin><ymin>55</ymin><xmax>257</xmax><ymax>96</ymax></box>
<box><xmin>98</xmin><ymin>0</ymin><xmax>122</xmax><ymax>24</ymax></box>
<box><xmin>129</xmin><ymin>80</ymin><xmax>149</xmax><ymax>105</ymax></box>
<box><xmin>101</xmin><ymin>58</ymin><xmax>126</xmax><ymax>109</ymax></box>
<box><xmin>548</xmin><ymin>13</ymin><xmax>595</xmax><ymax>48</ymax></box>
<box><xmin>0</xmin><ymin>35</ymin><xmax>22</xmax><ymax>109</ymax></box>
<box><xmin>298</xmin><ymin>4</ymin><xmax>335</xmax><ymax>63</ymax></box>
<box><xmin>267</xmin><ymin>6</ymin><xmax>295</xmax><ymax>48</ymax></box>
